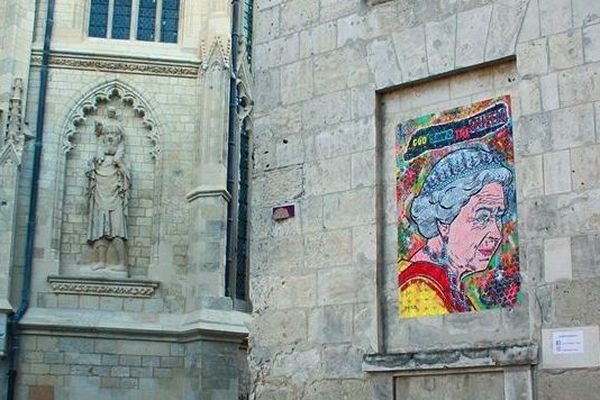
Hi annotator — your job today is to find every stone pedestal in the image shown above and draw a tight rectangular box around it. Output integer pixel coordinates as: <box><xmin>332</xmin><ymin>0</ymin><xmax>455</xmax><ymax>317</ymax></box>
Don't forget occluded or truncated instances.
<box><xmin>364</xmin><ymin>343</ymin><xmax>537</xmax><ymax>400</ymax></box>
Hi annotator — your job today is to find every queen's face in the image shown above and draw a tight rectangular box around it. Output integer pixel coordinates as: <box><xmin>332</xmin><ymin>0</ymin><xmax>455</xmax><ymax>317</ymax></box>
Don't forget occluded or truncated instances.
<box><xmin>443</xmin><ymin>182</ymin><xmax>506</xmax><ymax>276</ymax></box>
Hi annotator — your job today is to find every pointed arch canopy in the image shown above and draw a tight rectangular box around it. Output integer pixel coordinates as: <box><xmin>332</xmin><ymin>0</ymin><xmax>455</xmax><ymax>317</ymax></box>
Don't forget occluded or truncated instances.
<box><xmin>61</xmin><ymin>80</ymin><xmax>161</xmax><ymax>159</ymax></box>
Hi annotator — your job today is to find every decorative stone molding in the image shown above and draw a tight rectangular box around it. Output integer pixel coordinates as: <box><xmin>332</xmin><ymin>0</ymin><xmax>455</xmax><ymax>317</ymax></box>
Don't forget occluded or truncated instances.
<box><xmin>30</xmin><ymin>51</ymin><xmax>199</xmax><ymax>78</ymax></box>
<box><xmin>61</xmin><ymin>80</ymin><xmax>161</xmax><ymax>159</ymax></box>
<box><xmin>0</xmin><ymin>142</ymin><xmax>20</xmax><ymax>166</ymax></box>
<box><xmin>363</xmin><ymin>342</ymin><xmax>538</xmax><ymax>373</ymax></box>
<box><xmin>236</xmin><ymin>57</ymin><xmax>254</xmax><ymax>124</ymax></box>
<box><xmin>20</xmin><ymin>307</ymin><xmax>250</xmax><ymax>341</ymax></box>
<box><xmin>48</xmin><ymin>275</ymin><xmax>159</xmax><ymax>298</ymax></box>
<box><xmin>1</xmin><ymin>78</ymin><xmax>31</xmax><ymax>165</ymax></box>
<box><xmin>200</xmin><ymin>37</ymin><xmax>231</xmax><ymax>73</ymax></box>
<box><xmin>186</xmin><ymin>185</ymin><xmax>232</xmax><ymax>203</ymax></box>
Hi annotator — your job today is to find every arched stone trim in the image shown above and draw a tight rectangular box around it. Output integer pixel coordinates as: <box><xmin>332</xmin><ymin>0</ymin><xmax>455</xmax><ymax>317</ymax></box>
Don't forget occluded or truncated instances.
<box><xmin>61</xmin><ymin>80</ymin><xmax>161</xmax><ymax>159</ymax></box>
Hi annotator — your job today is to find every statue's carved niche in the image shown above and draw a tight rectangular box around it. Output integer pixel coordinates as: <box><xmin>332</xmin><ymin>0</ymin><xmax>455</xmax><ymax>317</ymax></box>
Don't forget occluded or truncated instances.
<box><xmin>57</xmin><ymin>82</ymin><xmax>161</xmax><ymax>279</ymax></box>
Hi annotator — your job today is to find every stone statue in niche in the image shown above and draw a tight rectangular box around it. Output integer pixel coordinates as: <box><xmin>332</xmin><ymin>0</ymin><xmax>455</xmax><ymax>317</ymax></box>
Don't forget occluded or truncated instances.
<box><xmin>81</xmin><ymin>107</ymin><xmax>130</xmax><ymax>278</ymax></box>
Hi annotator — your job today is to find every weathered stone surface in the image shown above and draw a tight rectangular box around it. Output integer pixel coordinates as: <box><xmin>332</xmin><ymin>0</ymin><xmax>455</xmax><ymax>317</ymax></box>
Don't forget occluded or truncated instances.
<box><xmin>516</xmin><ymin>113</ymin><xmax>551</xmax><ymax>155</ymax></box>
<box><xmin>583</xmin><ymin>23</ymin><xmax>600</xmax><ymax>63</ymax></box>
<box><xmin>449</xmin><ymin>68</ymin><xmax>495</xmax><ymax>99</ymax></box>
<box><xmin>271</xmin><ymin>274</ymin><xmax>317</xmax><ymax>310</ymax></box>
<box><xmin>304</xmin><ymin>155</ymin><xmax>352</xmax><ymax>196</ymax></box>
<box><xmin>250</xmin><ymin>309</ymin><xmax>308</xmax><ymax>346</ymax></box>
<box><xmin>281</xmin><ymin>58</ymin><xmax>314</xmax><ymax>105</ymax></box>
<box><xmin>363</xmin><ymin>343</ymin><xmax>538</xmax><ymax>372</ymax></box>
<box><xmin>516</xmin><ymin>154</ymin><xmax>544</xmax><ymax>199</ymax></box>
<box><xmin>301</xmin><ymin>92</ymin><xmax>352</xmax><ymax>131</ymax></box>
<box><xmin>519</xmin><ymin>0</ymin><xmax>541</xmax><ymax>42</ymax></box>
<box><xmin>308</xmin><ymin>305</ymin><xmax>353</xmax><ymax>344</ymax></box>
<box><xmin>549</xmin><ymin>29</ymin><xmax>584</xmax><ymax>70</ymax></box>
<box><xmin>485</xmin><ymin>0</ymin><xmax>528</xmax><ymax>61</ymax></box>
<box><xmin>558</xmin><ymin>62</ymin><xmax>600</xmax><ymax>107</ymax></box>
<box><xmin>517</xmin><ymin>38</ymin><xmax>548</xmax><ymax>76</ymax></box>
<box><xmin>573</xmin><ymin>0</ymin><xmax>600</xmax><ymax>26</ymax></box>
<box><xmin>299</xmin><ymin>21</ymin><xmax>337</xmax><ymax>58</ymax></box>
<box><xmin>540</xmin><ymin>73</ymin><xmax>560</xmax><ymax>111</ymax></box>
<box><xmin>303</xmin><ymin>378</ymin><xmax>372</xmax><ymax>400</ymax></box>
<box><xmin>553</xmin><ymin>280</ymin><xmax>600</xmax><ymax>325</ymax></box>
<box><xmin>321</xmin><ymin>345</ymin><xmax>364</xmax><ymax>379</ymax></box>
<box><xmin>254</xmin><ymin>166</ymin><xmax>304</xmax><ymax>206</ymax></box>
<box><xmin>254</xmin><ymin>34</ymin><xmax>300</xmax><ymax>70</ymax></box>
<box><xmin>537</xmin><ymin>369</ymin><xmax>600</xmax><ymax>400</ymax></box>
<box><xmin>280</xmin><ymin>0</ymin><xmax>319</xmax><ymax>35</ymax></box>
<box><xmin>571</xmin><ymin>144</ymin><xmax>600</xmax><ymax>190</ymax></box>
<box><xmin>395</xmin><ymin>371</ymin><xmax>505</xmax><ymax>400</ymax></box>
<box><xmin>271</xmin><ymin>348</ymin><xmax>320</xmax><ymax>385</ymax></box>
<box><xmin>304</xmin><ymin>229</ymin><xmax>353</xmax><ymax>269</ymax></box>
<box><xmin>544</xmin><ymin>237</ymin><xmax>573</xmax><ymax>282</ymax></box>
<box><xmin>550</xmin><ymin>103</ymin><xmax>595</xmax><ymax>150</ymax></box>
<box><xmin>539</xmin><ymin>0</ymin><xmax>573</xmax><ymax>36</ymax></box>
<box><xmin>571</xmin><ymin>234</ymin><xmax>600</xmax><ymax>279</ymax></box>
<box><xmin>254</xmin><ymin>5</ymin><xmax>280</xmax><ymax>44</ymax></box>
<box><xmin>392</xmin><ymin>25</ymin><xmax>429</xmax><ymax>83</ymax></box>
<box><xmin>366</xmin><ymin>37</ymin><xmax>402</xmax><ymax>89</ymax></box>
<box><xmin>305</xmin><ymin>117</ymin><xmax>375</xmax><ymax>161</ymax></box>
<box><xmin>425</xmin><ymin>15</ymin><xmax>456</xmax><ymax>75</ymax></box>
<box><xmin>313</xmin><ymin>46</ymin><xmax>370</xmax><ymax>96</ymax></box>
<box><xmin>323</xmin><ymin>188</ymin><xmax>376</xmax><ymax>230</ymax></box>
<box><xmin>543</xmin><ymin>150</ymin><xmax>571</xmax><ymax>195</ymax></box>
<box><xmin>518</xmin><ymin>77</ymin><xmax>542</xmax><ymax>116</ymax></box>
<box><xmin>319</xmin><ymin>0</ymin><xmax>362</xmax><ymax>22</ymax></box>
<box><xmin>254</xmin><ymin>68</ymin><xmax>281</xmax><ymax>112</ymax></box>
<box><xmin>456</xmin><ymin>6</ymin><xmax>492</xmax><ymax>68</ymax></box>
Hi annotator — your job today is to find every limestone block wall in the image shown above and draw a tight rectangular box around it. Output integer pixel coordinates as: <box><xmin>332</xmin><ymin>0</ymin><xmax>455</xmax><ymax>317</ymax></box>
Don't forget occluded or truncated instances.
<box><xmin>250</xmin><ymin>0</ymin><xmax>600</xmax><ymax>399</ymax></box>
<box><xmin>23</xmin><ymin>68</ymin><xmax>198</xmax><ymax>311</ymax></box>
<box><xmin>0</xmin><ymin>0</ymin><xmax>35</xmax><ymax>101</ymax></box>
<box><xmin>0</xmin><ymin>1</ymin><xmax>251</xmax><ymax>398</ymax></box>
<box><xmin>10</xmin><ymin>335</ymin><xmax>241</xmax><ymax>400</ymax></box>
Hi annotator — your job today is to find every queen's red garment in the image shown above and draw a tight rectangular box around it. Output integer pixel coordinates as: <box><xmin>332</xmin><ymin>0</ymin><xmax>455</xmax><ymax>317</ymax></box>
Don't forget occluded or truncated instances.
<box><xmin>398</xmin><ymin>260</ymin><xmax>476</xmax><ymax>318</ymax></box>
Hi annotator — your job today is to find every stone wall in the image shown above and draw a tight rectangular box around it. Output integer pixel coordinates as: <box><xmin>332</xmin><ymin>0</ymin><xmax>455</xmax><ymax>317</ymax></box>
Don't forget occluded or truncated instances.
<box><xmin>250</xmin><ymin>0</ymin><xmax>600</xmax><ymax>398</ymax></box>
<box><xmin>0</xmin><ymin>0</ymin><xmax>251</xmax><ymax>399</ymax></box>
<box><xmin>25</xmin><ymin>67</ymin><xmax>199</xmax><ymax>311</ymax></box>
<box><xmin>11</xmin><ymin>334</ymin><xmax>241</xmax><ymax>400</ymax></box>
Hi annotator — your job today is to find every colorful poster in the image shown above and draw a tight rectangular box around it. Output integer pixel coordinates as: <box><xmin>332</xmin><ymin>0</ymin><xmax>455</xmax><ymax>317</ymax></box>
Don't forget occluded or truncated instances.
<box><xmin>396</xmin><ymin>96</ymin><xmax>520</xmax><ymax>319</ymax></box>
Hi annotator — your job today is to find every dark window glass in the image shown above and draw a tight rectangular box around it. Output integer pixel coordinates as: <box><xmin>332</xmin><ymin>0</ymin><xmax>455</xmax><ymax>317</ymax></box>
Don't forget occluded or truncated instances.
<box><xmin>137</xmin><ymin>0</ymin><xmax>157</xmax><ymax>41</ymax></box>
<box><xmin>111</xmin><ymin>0</ymin><xmax>132</xmax><ymax>39</ymax></box>
<box><xmin>89</xmin><ymin>0</ymin><xmax>109</xmax><ymax>38</ymax></box>
<box><xmin>160</xmin><ymin>0</ymin><xmax>179</xmax><ymax>43</ymax></box>
<box><xmin>235</xmin><ymin>119</ymin><xmax>251</xmax><ymax>301</ymax></box>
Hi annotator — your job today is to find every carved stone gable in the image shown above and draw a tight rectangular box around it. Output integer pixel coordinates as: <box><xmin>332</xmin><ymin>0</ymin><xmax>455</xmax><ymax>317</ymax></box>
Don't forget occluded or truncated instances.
<box><xmin>1</xmin><ymin>78</ymin><xmax>31</xmax><ymax>165</ymax></box>
<box><xmin>200</xmin><ymin>37</ymin><xmax>231</xmax><ymax>75</ymax></box>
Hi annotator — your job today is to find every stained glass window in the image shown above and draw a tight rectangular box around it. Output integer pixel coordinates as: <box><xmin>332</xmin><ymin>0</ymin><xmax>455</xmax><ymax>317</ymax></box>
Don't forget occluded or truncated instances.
<box><xmin>89</xmin><ymin>0</ymin><xmax>109</xmax><ymax>38</ymax></box>
<box><xmin>111</xmin><ymin>0</ymin><xmax>132</xmax><ymax>40</ymax></box>
<box><xmin>236</xmin><ymin>118</ymin><xmax>251</xmax><ymax>301</ymax></box>
<box><xmin>160</xmin><ymin>0</ymin><xmax>179</xmax><ymax>43</ymax></box>
<box><xmin>137</xmin><ymin>0</ymin><xmax>157</xmax><ymax>41</ymax></box>
<box><xmin>88</xmin><ymin>0</ymin><xmax>179</xmax><ymax>43</ymax></box>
